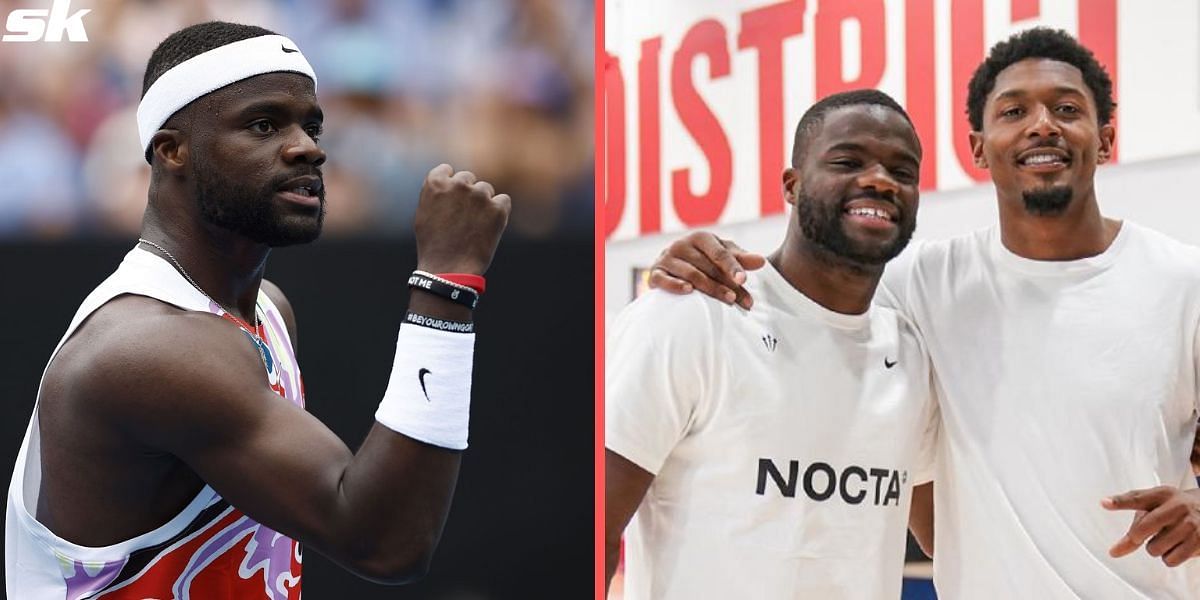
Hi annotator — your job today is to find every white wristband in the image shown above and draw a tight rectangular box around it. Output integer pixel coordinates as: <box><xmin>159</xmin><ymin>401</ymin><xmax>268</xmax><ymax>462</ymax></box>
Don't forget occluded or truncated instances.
<box><xmin>376</xmin><ymin>321</ymin><xmax>475</xmax><ymax>450</ymax></box>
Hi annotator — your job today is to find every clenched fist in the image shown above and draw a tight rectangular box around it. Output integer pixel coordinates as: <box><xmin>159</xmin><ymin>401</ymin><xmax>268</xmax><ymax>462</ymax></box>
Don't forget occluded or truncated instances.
<box><xmin>414</xmin><ymin>164</ymin><xmax>511</xmax><ymax>276</ymax></box>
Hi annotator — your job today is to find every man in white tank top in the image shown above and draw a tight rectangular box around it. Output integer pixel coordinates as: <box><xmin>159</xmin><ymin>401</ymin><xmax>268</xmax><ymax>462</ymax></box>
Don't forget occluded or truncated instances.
<box><xmin>606</xmin><ymin>90</ymin><xmax>939</xmax><ymax>599</ymax></box>
<box><xmin>652</xmin><ymin>29</ymin><xmax>1200</xmax><ymax>598</ymax></box>
<box><xmin>5</xmin><ymin>22</ymin><xmax>510</xmax><ymax>599</ymax></box>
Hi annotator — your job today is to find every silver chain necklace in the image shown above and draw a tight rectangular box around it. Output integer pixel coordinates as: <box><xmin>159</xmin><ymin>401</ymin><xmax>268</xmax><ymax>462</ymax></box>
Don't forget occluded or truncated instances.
<box><xmin>136</xmin><ymin>238</ymin><xmax>262</xmax><ymax>339</ymax></box>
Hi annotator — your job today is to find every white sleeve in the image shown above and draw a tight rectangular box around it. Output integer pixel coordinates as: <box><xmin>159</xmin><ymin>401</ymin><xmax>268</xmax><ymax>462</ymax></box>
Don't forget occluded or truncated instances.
<box><xmin>605</xmin><ymin>291</ymin><xmax>718</xmax><ymax>475</ymax></box>
<box><xmin>875</xmin><ymin>240</ymin><xmax>922</xmax><ymax>317</ymax></box>
<box><xmin>1193</xmin><ymin>318</ymin><xmax>1200</xmax><ymax>416</ymax></box>
<box><xmin>910</xmin><ymin>379</ymin><xmax>940</xmax><ymax>485</ymax></box>
<box><xmin>898</xmin><ymin>311</ymin><xmax>938</xmax><ymax>485</ymax></box>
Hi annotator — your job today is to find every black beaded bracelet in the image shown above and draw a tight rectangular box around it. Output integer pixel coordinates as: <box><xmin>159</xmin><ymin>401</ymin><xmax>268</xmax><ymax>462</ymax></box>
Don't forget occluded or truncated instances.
<box><xmin>408</xmin><ymin>271</ymin><xmax>479</xmax><ymax>309</ymax></box>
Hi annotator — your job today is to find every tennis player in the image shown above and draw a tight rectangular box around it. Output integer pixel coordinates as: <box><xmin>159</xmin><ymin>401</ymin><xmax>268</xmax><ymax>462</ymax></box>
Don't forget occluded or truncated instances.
<box><xmin>5</xmin><ymin>22</ymin><xmax>509</xmax><ymax>599</ymax></box>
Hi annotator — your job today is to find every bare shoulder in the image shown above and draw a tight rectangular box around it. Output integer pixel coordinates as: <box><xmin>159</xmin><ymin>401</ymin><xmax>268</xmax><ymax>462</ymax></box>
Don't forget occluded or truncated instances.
<box><xmin>45</xmin><ymin>294</ymin><xmax>279</xmax><ymax>451</ymax></box>
<box><xmin>259</xmin><ymin>278</ymin><xmax>298</xmax><ymax>349</ymax></box>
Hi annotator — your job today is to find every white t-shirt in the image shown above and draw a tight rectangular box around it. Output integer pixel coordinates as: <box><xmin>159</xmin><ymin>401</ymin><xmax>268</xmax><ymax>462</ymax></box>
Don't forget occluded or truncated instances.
<box><xmin>878</xmin><ymin>222</ymin><xmax>1200</xmax><ymax>599</ymax></box>
<box><xmin>607</xmin><ymin>263</ymin><xmax>939</xmax><ymax>600</ymax></box>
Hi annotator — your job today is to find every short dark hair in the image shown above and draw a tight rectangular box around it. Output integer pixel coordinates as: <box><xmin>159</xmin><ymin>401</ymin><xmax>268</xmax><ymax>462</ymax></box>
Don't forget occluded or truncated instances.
<box><xmin>791</xmin><ymin>89</ymin><xmax>914</xmax><ymax>166</ymax></box>
<box><xmin>966</xmin><ymin>27</ymin><xmax>1115</xmax><ymax>131</ymax></box>
<box><xmin>141</xmin><ymin>21</ymin><xmax>276</xmax><ymax>98</ymax></box>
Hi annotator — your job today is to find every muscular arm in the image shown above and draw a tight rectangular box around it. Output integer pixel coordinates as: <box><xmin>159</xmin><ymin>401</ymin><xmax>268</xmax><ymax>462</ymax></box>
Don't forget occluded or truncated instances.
<box><xmin>85</xmin><ymin>293</ymin><xmax>461</xmax><ymax>583</ymax></box>
<box><xmin>909</xmin><ymin>482</ymin><xmax>934</xmax><ymax>557</ymax></box>
<box><xmin>605</xmin><ymin>450</ymin><xmax>654</xmax><ymax>593</ymax></box>
<box><xmin>88</xmin><ymin>165</ymin><xmax>505</xmax><ymax>584</ymax></box>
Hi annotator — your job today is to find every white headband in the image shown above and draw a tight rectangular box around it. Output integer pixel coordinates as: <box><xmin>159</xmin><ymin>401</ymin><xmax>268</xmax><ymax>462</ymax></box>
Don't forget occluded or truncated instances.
<box><xmin>137</xmin><ymin>34</ymin><xmax>318</xmax><ymax>152</ymax></box>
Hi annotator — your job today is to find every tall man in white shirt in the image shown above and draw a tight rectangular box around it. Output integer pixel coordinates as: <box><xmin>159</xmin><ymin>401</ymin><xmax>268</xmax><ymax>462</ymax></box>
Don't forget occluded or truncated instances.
<box><xmin>606</xmin><ymin>89</ymin><xmax>939</xmax><ymax>600</ymax></box>
<box><xmin>650</xmin><ymin>28</ymin><xmax>1200</xmax><ymax>598</ymax></box>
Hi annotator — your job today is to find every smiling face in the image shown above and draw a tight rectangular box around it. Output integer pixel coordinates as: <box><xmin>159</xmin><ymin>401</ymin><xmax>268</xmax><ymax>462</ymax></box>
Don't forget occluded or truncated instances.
<box><xmin>182</xmin><ymin>72</ymin><xmax>328</xmax><ymax>246</ymax></box>
<box><xmin>969</xmin><ymin>58</ymin><xmax>1114</xmax><ymax>217</ymax></box>
<box><xmin>784</xmin><ymin>104</ymin><xmax>921</xmax><ymax>268</ymax></box>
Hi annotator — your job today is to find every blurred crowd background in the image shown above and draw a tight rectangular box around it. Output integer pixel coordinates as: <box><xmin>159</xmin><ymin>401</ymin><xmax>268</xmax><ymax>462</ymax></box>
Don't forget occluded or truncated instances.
<box><xmin>0</xmin><ymin>0</ymin><xmax>594</xmax><ymax>240</ymax></box>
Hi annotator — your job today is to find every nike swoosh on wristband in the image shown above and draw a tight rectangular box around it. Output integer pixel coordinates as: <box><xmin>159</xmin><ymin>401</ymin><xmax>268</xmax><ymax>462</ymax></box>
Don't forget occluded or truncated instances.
<box><xmin>281</xmin><ymin>44</ymin><xmax>299</xmax><ymax>53</ymax></box>
<box><xmin>884</xmin><ymin>358</ymin><xmax>897</xmax><ymax>369</ymax></box>
<box><xmin>418</xmin><ymin>368</ymin><xmax>432</xmax><ymax>401</ymax></box>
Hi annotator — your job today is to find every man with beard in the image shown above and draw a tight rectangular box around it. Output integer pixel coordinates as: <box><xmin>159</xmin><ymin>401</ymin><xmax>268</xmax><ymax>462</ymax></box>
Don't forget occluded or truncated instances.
<box><xmin>605</xmin><ymin>89</ymin><xmax>939</xmax><ymax>599</ymax></box>
<box><xmin>649</xmin><ymin>28</ymin><xmax>1200</xmax><ymax>597</ymax></box>
<box><xmin>5</xmin><ymin>22</ymin><xmax>510</xmax><ymax>599</ymax></box>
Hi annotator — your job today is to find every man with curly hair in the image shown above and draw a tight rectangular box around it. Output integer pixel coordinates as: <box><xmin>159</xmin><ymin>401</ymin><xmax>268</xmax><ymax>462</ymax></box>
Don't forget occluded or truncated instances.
<box><xmin>650</xmin><ymin>28</ymin><xmax>1200</xmax><ymax>597</ymax></box>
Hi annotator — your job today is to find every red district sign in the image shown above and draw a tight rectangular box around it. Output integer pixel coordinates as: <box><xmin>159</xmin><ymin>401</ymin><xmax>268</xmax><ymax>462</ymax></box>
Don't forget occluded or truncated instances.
<box><xmin>603</xmin><ymin>0</ymin><xmax>1118</xmax><ymax>239</ymax></box>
